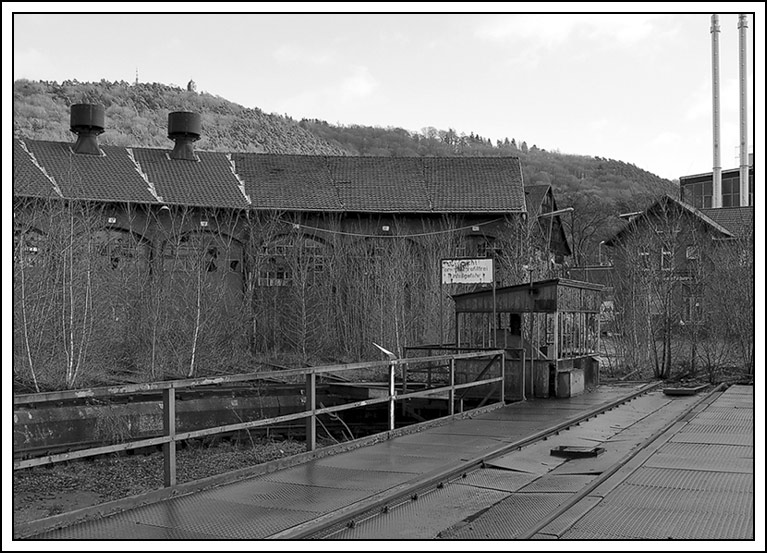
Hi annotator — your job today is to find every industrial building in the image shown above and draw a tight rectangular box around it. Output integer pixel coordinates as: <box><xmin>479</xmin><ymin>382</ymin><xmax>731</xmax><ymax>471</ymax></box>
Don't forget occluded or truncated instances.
<box><xmin>12</xmin><ymin>105</ymin><xmax>572</xmax><ymax>388</ymax></box>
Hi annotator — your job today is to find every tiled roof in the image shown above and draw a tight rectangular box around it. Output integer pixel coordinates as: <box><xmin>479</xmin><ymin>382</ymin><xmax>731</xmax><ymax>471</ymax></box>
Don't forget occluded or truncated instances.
<box><xmin>13</xmin><ymin>138</ymin><xmax>527</xmax><ymax>214</ymax></box>
<box><xmin>20</xmin><ymin>140</ymin><xmax>159</xmax><ymax>204</ymax></box>
<box><xmin>699</xmin><ymin>206</ymin><xmax>754</xmax><ymax>238</ymax></box>
<box><xmin>424</xmin><ymin>157</ymin><xmax>526</xmax><ymax>212</ymax></box>
<box><xmin>132</xmin><ymin>149</ymin><xmax>249</xmax><ymax>209</ymax></box>
<box><xmin>327</xmin><ymin>157</ymin><xmax>431</xmax><ymax>212</ymax></box>
<box><xmin>604</xmin><ymin>195</ymin><xmax>735</xmax><ymax>246</ymax></box>
<box><xmin>13</xmin><ymin>139</ymin><xmax>60</xmax><ymax>199</ymax></box>
<box><xmin>232</xmin><ymin>153</ymin><xmax>341</xmax><ymax>211</ymax></box>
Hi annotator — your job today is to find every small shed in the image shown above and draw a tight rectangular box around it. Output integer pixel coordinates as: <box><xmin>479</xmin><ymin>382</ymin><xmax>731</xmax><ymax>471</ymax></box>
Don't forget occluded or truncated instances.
<box><xmin>452</xmin><ymin>278</ymin><xmax>604</xmax><ymax>399</ymax></box>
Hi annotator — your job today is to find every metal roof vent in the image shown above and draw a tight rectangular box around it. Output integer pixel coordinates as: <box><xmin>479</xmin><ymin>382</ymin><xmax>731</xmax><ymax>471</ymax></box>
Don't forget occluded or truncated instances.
<box><xmin>168</xmin><ymin>111</ymin><xmax>201</xmax><ymax>160</ymax></box>
<box><xmin>70</xmin><ymin>104</ymin><xmax>105</xmax><ymax>155</ymax></box>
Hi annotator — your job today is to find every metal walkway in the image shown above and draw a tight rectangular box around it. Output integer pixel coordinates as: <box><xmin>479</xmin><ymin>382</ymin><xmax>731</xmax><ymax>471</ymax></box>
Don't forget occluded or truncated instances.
<box><xmin>28</xmin><ymin>383</ymin><xmax>647</xmax><ymax>540</ymax></box>
<box><xmin>426</xmin><ymin>384</ymin><xmax>754</xmax><ymax>541</ymax></box>
<box><xmin>551</xmin><ymin>384</ymin><xmax>755</xmax><ymax>540</ymax></box>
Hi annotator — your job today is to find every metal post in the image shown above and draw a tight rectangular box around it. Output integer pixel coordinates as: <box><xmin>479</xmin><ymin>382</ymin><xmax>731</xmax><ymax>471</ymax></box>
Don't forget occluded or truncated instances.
<box><xmin>388</xmin><ymin>363</ymin><xmax>396</xmax><ymax>431</ymax></box>
<box><xmin>449</xmin><ymin>358</ymin><xmax>455</xmax><ymax>415</ymax></box>
<box><xmin>305</xmin><ymin>372</ymin><xmax>316</xmax><ymax>452</ymax></box>
<box><xmin>455</xmin><ymin>312</ymin><xmax>461</xmax><ymax>348</ymax></box>
<box><xmin>522</xmin><ymin>349</ymin><xmax>527</xmax><ymax>401</ymax></box>
<box><xmin>162</xmin><ymin>387</ymin><xmax>176</xmax><ymax>487</ymax></box>
<box><xmin>440</xmin><ymin>274</ymin><xmax>444</xmax><ymax>346</ymax></box>
<box><xmin>500</xmin><ymin>353</ymin><xmax>505</xmax><ymax>404</ymax></box>
<box><xmin>597</xmin><ymin>312</ymin><xmax>602</xmax><ymax>355</ymax></box>
<box><xmin>492</xmin><ymin>257</ymin><xmax>497</xmax><ymax>348</ymax></box>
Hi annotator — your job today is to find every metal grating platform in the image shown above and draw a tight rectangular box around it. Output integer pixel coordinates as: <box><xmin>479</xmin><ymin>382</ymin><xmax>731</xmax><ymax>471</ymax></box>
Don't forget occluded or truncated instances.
<box><xmin>557</xmin><ymin>385</ymin><xmax>754</xmax><ymax>540</ymax></box>
<box><xmin>624</xmin><ymin>466</ymin><xmax>753</xmax><ymax>493</ymax></box>
<box><xmin>127</xmin><ymin>495</ymin><xmax>318</xmax><ymax>539</ymax></box>
<box><xmin>316</xmin><ymin>451</ymin><xmax>444</xmax><ymax>473</ymax></box>
<box><xmin>438</xmin><ymin>492</ymin><xmax>570</xmax><ymax>539</ymax></box>
<box><xmin>600</xmin><ymin>484</ymin><xmax>753</xmax><ymax>514</ymax></box>
<box><xmin>534</xmin><ymin>495</ymin><xmax>602</xmax><ymax>537</ymax></box>
<box><xmin>643</xmin><ymin>442</ymin><xmax>753</xmax><ymax>473</ymax></box>
<box><xmin>262</xmin><ymin>463</ymin><xmax>417</xmax><ymax>491</ymax></box>
<box><xmin>325</xmin><ymin>481</ymin><xmax>510</xmax><ymax>539</ymax></box>
<box><xmin>563</xmin><ymin>503</ymin><xmax>754</xmax><ymax>540</ymax></box>
<box><xmin>36</xmin><ymin>517</ymin><xmax>224</xmax><ymax>540</ymax></box>
<box><xmin>453</xmin><ymin>467</ymin><xmax>538</xmax><ymax>493</ymax></box>
<box><xmin>203</xmin><ymin>480</ymin><xmax>373</xmax><ymax>513</ymax></box>
<box><xmin>518</xmin><ymin>474</ymin><xmax>599</xmax><ymax>493</ymax></box>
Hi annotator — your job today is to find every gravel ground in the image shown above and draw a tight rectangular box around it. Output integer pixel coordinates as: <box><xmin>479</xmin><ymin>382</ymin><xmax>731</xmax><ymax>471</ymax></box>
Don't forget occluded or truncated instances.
<box><xmin>13</xmin><ymin>438</ymin><xmax>306</xmax><ymax>525</ymax></box>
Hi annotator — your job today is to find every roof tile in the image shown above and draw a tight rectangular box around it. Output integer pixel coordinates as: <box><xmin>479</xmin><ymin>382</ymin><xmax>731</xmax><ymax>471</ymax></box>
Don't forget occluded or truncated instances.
<box><xmin>132</xmin><ymin>149</ymin><xmax>248</xmax><ymax>208</ymax></box>
<box><xmin>233</xmin><ymin>153</ymin><xmax>340</xmax><ymax>211</ymax></box>
<box><xmin>13</xmin><ymin>139</ymin><xmax>60</xmax><ymax>199</ymax></box>
<box><xmin>22</xmin><ymin>140</ymin><xmax>158</xmax><ymax>204</ymax></box>
<box><xmin>699</xmin><ymin>207</ymin><xmax>754</xmax><ymax>238</ymax></box>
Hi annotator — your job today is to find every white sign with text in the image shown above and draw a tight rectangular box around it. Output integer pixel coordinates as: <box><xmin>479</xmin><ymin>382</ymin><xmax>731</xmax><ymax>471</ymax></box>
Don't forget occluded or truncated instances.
<box><xmin>441</xmin><ymin>258</ymin><xmax>494</xmax><ymax>284</ymax></box>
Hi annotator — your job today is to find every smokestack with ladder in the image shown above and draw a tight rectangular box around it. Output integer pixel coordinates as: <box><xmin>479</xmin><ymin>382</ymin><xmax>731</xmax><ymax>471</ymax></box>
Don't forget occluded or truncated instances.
<box><xmin>738</xmin><ymin>14</ymin><xmax>749</xmax><ymax>206</ymax></box>
<box><xmin>710</xmin><ymin>14</ymin><xmax>722</xmax><ymax>208</ymax></box>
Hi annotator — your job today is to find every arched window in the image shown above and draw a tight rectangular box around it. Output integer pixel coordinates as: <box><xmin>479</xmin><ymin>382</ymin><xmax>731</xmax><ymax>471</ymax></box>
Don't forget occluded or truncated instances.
<box><xmin>258</xmin><ymin>234</ymin><xmax>327</xmax><ymax>287</ymax></box>
<box><xmin>162</xmin><ymin>231</ymin><xmax>243</xmax><ymax>276</ymax></box>
<box><xmin>13</xmin><ymin>227</ymin><xmax>46</xmax><ymax>268</ymax></box>
<box><xmin>93</xmin><ymin>229</ymin><xmax>151</xmax><ymax>271</ymax></box>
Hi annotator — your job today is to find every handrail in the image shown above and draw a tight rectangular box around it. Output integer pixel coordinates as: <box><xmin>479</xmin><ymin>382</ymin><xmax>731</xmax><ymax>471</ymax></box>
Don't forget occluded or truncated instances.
<box><xmin>14</xmin><ymin>350</ymin><xmax>503</xmax><ymax>405</ymax></box>
<box><xmin>13</xmin><ymin>351</ymin><xmax>506</xmax><ymax>489</ymax></box>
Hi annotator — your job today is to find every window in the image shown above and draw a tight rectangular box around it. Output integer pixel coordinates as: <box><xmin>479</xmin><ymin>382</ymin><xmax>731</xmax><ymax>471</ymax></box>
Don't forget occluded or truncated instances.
<box><xmin>638</xmin><ymin>248</ymin><xmax>651</xmax><ymax>270</ymax></box>
<box><xmin>477</xmin><ymin>237</ymin><xmax>502</xmax><ymax>258</ymax></box>
<box><xmin>722</xmin><ymin>176</ymin><xmax>739</xmax><ymax>208</ymax></box>
<box><xmin>684</xmin><ymin>296</ymin><xmax>704</xmax><ymax>324</ymax></box>
<box><xmin>94</xmin><ymin>230</ymin><xmax>154</xmax><ymax>271</ymax></box>
<box><xmin>13</xmin><ymin>228</ymin><xmax>45</xmax><ymax>268</ymax></box>
<box><xmin>258</xmin><ymin>234</ymin><xmax>326</xmax><ymax>287</ymax></box>
<box><xmin>661</xmin><ymin>249</ymin><xmax>673</xmax><ymax>271</ymax></box>
<box><xmin>162</xmin><ymin>231</ymin><xmax>241</xmax><ymax>275</ymax></box>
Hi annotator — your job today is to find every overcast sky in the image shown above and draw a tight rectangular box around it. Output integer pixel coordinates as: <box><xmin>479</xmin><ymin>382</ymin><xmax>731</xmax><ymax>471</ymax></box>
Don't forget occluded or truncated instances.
<box><xmin>6</xmin><ymin>5</ymin><xmax>765</xmax><ymax>182</ymax></box>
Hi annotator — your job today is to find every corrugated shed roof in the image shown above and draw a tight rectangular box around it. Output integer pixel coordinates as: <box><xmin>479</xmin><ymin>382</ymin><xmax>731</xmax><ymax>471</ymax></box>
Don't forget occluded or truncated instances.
<box><xmin>132</xmin><ymin>149</ymin><xmax>249</xmax><ymax>209</ymax></box>
<box><xmin>13</xmin><ymin>139</ymin><xmax>61</xmax><ymax>199</ymax></box>
<box><xmin>21</xmin><ymin>140</ymin><xmax>159</xmax><ymax>204</ymax></box>
<box><xmin>233</xmin><ymin>153</ymin><xmax>341</xmax><ymax>211</ymax></box>
<box><xmin>699</xmin><ymin>207</ymin><xmax>754</xmax><ymax>238</ymax></box>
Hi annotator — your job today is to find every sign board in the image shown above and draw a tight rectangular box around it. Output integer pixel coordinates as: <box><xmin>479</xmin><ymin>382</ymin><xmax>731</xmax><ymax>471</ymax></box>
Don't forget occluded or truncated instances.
<box><xmin>441</xmin><ymin>258</ymin><xmax>494</xmax><ymax>284</ymax></box>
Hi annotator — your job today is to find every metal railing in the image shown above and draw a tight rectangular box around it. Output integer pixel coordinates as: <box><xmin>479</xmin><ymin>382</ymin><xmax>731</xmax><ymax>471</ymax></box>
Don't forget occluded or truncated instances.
<box><xmin>13</xmin><ymin>350</ymin><xmax>505</xmax><ymax>488</ymax></box>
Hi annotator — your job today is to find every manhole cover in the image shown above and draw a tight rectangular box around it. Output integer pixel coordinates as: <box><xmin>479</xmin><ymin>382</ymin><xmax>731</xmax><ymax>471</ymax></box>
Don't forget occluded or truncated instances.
<box><xmin>550</xmin><ymin>445</ymin><xmax>605</xmax><ymax>459</ymax></box>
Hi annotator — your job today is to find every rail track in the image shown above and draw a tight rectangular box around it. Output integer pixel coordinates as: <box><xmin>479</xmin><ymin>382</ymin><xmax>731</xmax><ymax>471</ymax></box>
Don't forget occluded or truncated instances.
<box><xmin>268</xmin><ymin>381</ymin><xmax>718</xmax><ymax>540</ymax></box>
